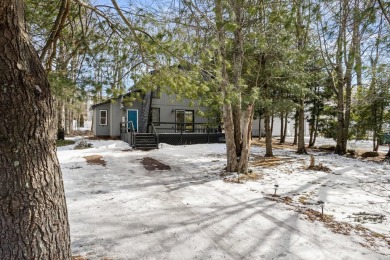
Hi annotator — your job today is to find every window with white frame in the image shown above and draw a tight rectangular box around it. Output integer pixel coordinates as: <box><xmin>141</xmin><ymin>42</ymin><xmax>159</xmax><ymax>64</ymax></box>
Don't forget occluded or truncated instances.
<box><xmin>99</xmin><ymin>110</ymin><xmax>108</xmax><ymax>125</ymax></box>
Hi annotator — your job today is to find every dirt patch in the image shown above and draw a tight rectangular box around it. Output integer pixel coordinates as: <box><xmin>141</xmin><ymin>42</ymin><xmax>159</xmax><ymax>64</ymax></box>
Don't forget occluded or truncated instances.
<box><xmin>72</xmin><ymin>256</ymin><xmax>87</xmax><ymax>260</ymax></box>
<box><xmin>223</xmin><ymin>171</ymin><xmax>264</xmax><ymax>183</ymax></box>
<box><xmin>141</xmin><ymin>157</ymin><xmax>171</xmax><ymax>171</ymax></box>
<box><xmin>84</xmin><ymin>155</ymin><xmax>107</xmax><ymax>167</ymax></box>
<box><xmin>265</xmin><ymin>194</ymin><xmax>390</xmax><ymax>250</ymax></box>
<box><xmin>72</xmin><ymin>257</ymin><xmax>113</xmax><ymax>260</ymax></box>
<box><xmin>307</xmin><ymin>164</ymin><xmax>332</xmax><ymax>172</ymax></box>
<box><xmin>251</xmin><ymin>156</ymin><xmax>298</xmax><ymax>168</ymax></box>
<box><xmin>252</xmin><ymin>139</ymin><xmax>297</xmax><ymax>150</ymax></box>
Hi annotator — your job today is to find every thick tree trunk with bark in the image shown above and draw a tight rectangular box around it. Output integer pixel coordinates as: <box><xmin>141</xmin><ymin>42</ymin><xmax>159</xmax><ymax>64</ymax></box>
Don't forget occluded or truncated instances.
<box><xmin>264</xmin><ymin>111</ymin><xmax>273</xmax><ymax>157</ymax></box>
<box><xmin>216</xmin><ymin>0</ymin><xmax>237</xmax><ymax>172</ymax></box>
<box><xmin>233</xmin><ymin>109</ymin><xmax>242</xmax><ymax>157</ymax></box>
<box><xmin>238</xmin><ymin>104</ymin><xmax>254</xmax><ymax>173</ymax></box>
<box><xmin>312</xmin><ymin>109</ymin><xmax>320</xmax><ymax>146</ymax></box>
<box><xmin>230</xmin><ymin>0</ymin><xmax>244</xmax><ymax>159</ymax></box>
<box><xmin>279</xmin><ymin>112</ymin><xmax>284</xmax><ymax>144</ymax></box>
<box><xmin>0</xmin><ymin>0</ymin><xmax>71</xmax><ymax>258</ymax></box>
<box><xmin>293</xmin><ymin>110</ymin><xmax>298</xmax><ymax>145</ymax></box>
<box><xmin>308</xmin><ymin>109</ymin><xmax>315</xmax><ymax>147</ymax></box>
<box><xmin>297</xmin><ymin>99</ymin><xmax>307</xmax><ymax>154</ymax></box>
<box><xmin>282</xmin><ymin>113</ymin><xmax>288</xmax><ymax>143</ymax></box>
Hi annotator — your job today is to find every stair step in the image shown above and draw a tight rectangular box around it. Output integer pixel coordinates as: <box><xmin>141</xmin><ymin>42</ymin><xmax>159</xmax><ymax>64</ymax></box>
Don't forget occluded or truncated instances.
<box><xmin>133</xmin><ymin>133</ymin><xmax>158</xmax><ymax>149</ymax></box>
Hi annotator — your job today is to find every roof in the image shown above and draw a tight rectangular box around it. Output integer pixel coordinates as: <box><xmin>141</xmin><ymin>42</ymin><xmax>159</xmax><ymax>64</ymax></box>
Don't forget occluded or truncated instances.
<box><xmin>90</xmin><ymin>89</ymin><xmax>142</xmax><ymax>110</ymax></box>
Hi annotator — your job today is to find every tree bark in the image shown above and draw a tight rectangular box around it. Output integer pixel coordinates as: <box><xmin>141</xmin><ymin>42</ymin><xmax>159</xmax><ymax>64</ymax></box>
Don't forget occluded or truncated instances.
<box><xmin>297</xmin><ymin>98</ymin><xmax>307</xmax><ymax>154</ymax></box>
<box><xmin>0</xmin><ymin>0</ymin><xmax>71</xmax><ymax>258</ymax></box>
<box><xmin>312</xmin><ymin>108</ymin><xmax>320</xmax><ymax>146</ymax></box>
<box><xmin>293</xmin><ymin>109</ymin><xmax>298</xmax><ymax>145</ymax></box>
<box><xmin>215</xmin><ymin>0</ymin><xmax>237</xmax><ymax>172</ymax></box>
<box><xmin>264</xmin><ymin>111</ymin><xmax>273</xmax><ymax>157</ymax></box>
<box><xmin>258</xmin><ymin>114</ymin><xmax>262</xmax><ymax>139</ymax></box>
<box><xmin>238</xmin><ymin>104</ymin><xmax>254</xmax><ymax>173</ymax></box>
<box><xmin>308</xmin><ymin>109</ymin><xmax>315</xmax><ymax>147</ymax></box>
<box><xmin>282</xmin><ymin>112</ymin><xmax>288</xmax><ymax>143</ymax></box>
<box><xmin>230</xmin><ymin>0</ymin><xmax>244</xmax><ymax>158</ymax></box>
<box><xmin>279</xmin><ymin>112</ymin><xmax>284</xmax><ymax>144</ymax></box>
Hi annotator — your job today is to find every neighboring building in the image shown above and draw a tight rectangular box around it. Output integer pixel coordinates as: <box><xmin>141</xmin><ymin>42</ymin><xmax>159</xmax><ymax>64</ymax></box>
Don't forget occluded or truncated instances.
<box><xmin>251</xmin><ymin>115</ymin><xmax>310</xmax><ymax>137</ymax></box>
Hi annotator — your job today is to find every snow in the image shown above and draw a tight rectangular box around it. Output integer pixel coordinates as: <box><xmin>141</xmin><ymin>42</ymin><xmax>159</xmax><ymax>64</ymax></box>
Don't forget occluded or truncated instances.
<box><xmin>58</xmin><ymin>137</ymin><xmax>390</xmax><ymax>259</ymax></box>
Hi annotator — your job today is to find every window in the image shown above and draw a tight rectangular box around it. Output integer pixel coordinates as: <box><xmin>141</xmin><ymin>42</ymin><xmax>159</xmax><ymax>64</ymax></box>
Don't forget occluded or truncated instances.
<box><xmin>151</xmin><ymin>107</ymin><xmax>160</xmax><ymax>126</ymax></box>
<box><xmin>176</xmin><ymin>110</ymin><xmax>194</xmax><ymax>132</ymax></box>
<box><xmin>152</xmin><ymin>87</ymin><xmax>161</xmax><ymax>98</ymax></box>
<box><xmin>99</xmin><ymin>110</ymin><xmax>107</xmax><ymax>125</ymax></box>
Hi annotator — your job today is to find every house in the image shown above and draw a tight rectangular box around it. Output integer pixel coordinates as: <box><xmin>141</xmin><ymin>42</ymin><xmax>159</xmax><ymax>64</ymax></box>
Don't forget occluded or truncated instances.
<box><xmin>251</xmin><ymin>117</ymin><xmax>310</xmax><ymax>137</ymax></box>
<box><xmin>91</xmin><ymin>88</ymin><xmax>224</xmax><ymax>148</ymax></box>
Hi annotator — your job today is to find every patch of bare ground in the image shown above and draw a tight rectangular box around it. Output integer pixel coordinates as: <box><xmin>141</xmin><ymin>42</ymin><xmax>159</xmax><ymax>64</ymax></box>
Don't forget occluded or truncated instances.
<box><xmin>306</xmin><ymin>164</ymin><xmax>332</xmax><ymax>172</ymax></box>
<box><xmin>251</xmin><ymin>156</ymin><xmax>302</xmax><ymax>168</ymax></box>
<box><xmin>141</xmin><ymin>157</ymin><xmax>171</xmax><ymax>171</ymax></box>
<box><xmin>265</xmin><ymin>195</ymin><xmax>390</xmax><ymax>251</ymax></box>
<box><xmin>252</xmin><ymin>139</ymin><xmax>390</xmax><ymax>164</ymax></box>
<box><xmin>223</xmin><ymin>172</ymin><xmax>263</xmax><ymax>183</ymax></box>
<box><xmin>252</xmin><ymin>139</ymin><xmax>297</xmax><ymax>150</ymax></box>
<box><xmin>72</xmin><ymin>257</ymin><xmax>113</xmax><ymax>260</ymax></box>
<box><xmin>84</xmin><ymin>155</ymin><xmax>107</xmax><ymax>167</ymax></box>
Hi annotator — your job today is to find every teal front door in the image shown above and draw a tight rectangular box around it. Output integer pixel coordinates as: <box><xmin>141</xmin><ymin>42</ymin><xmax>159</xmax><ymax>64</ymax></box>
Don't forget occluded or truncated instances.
<box><xmin>127</xmin><ymin>110</ymin><xmax>138</xmax><ymax>132</ymax></box>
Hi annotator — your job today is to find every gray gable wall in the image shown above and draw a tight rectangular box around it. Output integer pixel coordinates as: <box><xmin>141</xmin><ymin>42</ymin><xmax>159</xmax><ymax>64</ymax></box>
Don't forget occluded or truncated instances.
<box><xmin>92</xmin><ymin>90</ymin><xmax>209</xmax><ymax>137</ymax></box>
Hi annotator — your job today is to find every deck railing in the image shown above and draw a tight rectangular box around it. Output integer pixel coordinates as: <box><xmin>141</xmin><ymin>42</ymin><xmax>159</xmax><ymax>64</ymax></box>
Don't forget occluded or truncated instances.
<box><xmin>120</xmin><ymin>121</ymin><xmax>135</xmax><ymax>145</ymax></box>
<box><xmin>149</xmin><ymin>122</ymin><xmax>223</xmax><ymax>134</ymax></box>
<box><xmin>149</xmin><ymin>122</ymin><xmax>224</xmax><ymax>145</ymax></box>
<box><xmin>150</xmin><ymin>122</ymin><xmax>159</xmax><ymax>148</ymax></box>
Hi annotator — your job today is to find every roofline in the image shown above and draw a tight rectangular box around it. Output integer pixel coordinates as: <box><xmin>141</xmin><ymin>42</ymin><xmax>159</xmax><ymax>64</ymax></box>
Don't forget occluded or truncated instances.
<box><xmin>90</xmin><ymin>89</ymin><xmax>142</xmax><ymax>110</ymax></box>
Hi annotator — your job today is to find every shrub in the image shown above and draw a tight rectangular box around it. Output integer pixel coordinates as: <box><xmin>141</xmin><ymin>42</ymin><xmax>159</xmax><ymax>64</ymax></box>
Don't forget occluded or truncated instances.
<box><xmin>74</xmin><ymin>140</ymin><xmax>93</xmax><ymax>150</ymax></box>
<box><xmin>361</xmin><ymin>151</ymin><xmax>379</xmax><ymax>158</ymax></box>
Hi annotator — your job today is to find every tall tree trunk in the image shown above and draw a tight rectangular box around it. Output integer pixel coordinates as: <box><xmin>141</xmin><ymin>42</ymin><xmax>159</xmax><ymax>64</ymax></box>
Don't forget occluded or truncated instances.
<box><xmin>238</xmin><ymin>104</ymin><xmax>254</xmax><ymax>173</ymax></box>
<box><xmin>312</xmin><ymin>108</ymin><xmax>320</xmax><ymax>146</ymax></box>
<box><xmin>279</xmin><ymin>112</ymin><xmax>284</xmax><ymax>144</ymax></box>
<box><xmin>216</xmin><ymin>0</ymin><xmax>237</xmax><ymax>172</ymax></box>
<box><xmin>264</xmin><ymin>111</ymin><xmax>273</xmax><ymax>157</ymax></box>
<box><xmin>0</xmin><ymin>0</ymin><xmax>71</xmax><ymax>258</ymax></box>
<box><xmin>334</xmin><ymin>1</ymin><xmax>347</xmax><ymax>155</ymax></box>
<box><xmin>335</xmin><ymin>0</ymin><xmax>359</xmax><ymax>155</ymax></box>
<box><xmin>297</xmin><ymin>98</ymin><xmax>307</xmax><ymax>154</ymax></box>
<box><xmin>282</xmin><ymin>113</ymin><xmax>288</xmax><ymax>143</ymax></box>
<box><xmin>308</xmin><ymin>112</ymin><xmax>315</xmax><ymax>147</ymax></box>
<box><xmin>233</xmin><ymin>109</ymin><xmax>242</xmax><ymax>157</ymax></box>
<box><xmin>230</xmin><ymin>0</ymin><xmax>244</xmax><ymax>158</ymax></box>
<box><xmin>293</xmin><ymin>109</ymin><xmax>298</xmax><ymax>145</ymax></box>
<box><xmin>271</xmin><ymin>112</ymin><xmax>274</xmax><ymax>135</ymax></box>
<box><xmin>294</xmin><ymin>1</ymin><xmax>308</xmax><ymax>154</ymax></box>
<box><xmin>258</xmin><ymin>114</ymin><xmax>262</xmax><ymax>139</ymax></box>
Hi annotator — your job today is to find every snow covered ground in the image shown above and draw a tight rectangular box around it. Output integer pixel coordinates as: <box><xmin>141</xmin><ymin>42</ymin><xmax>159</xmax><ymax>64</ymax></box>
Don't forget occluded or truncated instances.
<box><xmin>58</xmin><ymin>138</ymin><xmax>390</xmax><ymax>259</ymax></box>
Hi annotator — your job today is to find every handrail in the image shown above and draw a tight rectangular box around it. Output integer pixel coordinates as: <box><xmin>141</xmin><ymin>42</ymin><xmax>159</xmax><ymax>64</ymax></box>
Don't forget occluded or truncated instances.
<box><xmin>150</xmin><ymin>122</ymin><xmax>159</xmax><ymax>148</ymax></box>
<box><xmin>129</xmin><ymin>121</ymin><xmax>135</xmax><ymax>146</ymax></box>
<box><xmin>120</xmin><ymin>121</ymin><xmax>136</xmax><ymax>146</ymax></box>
